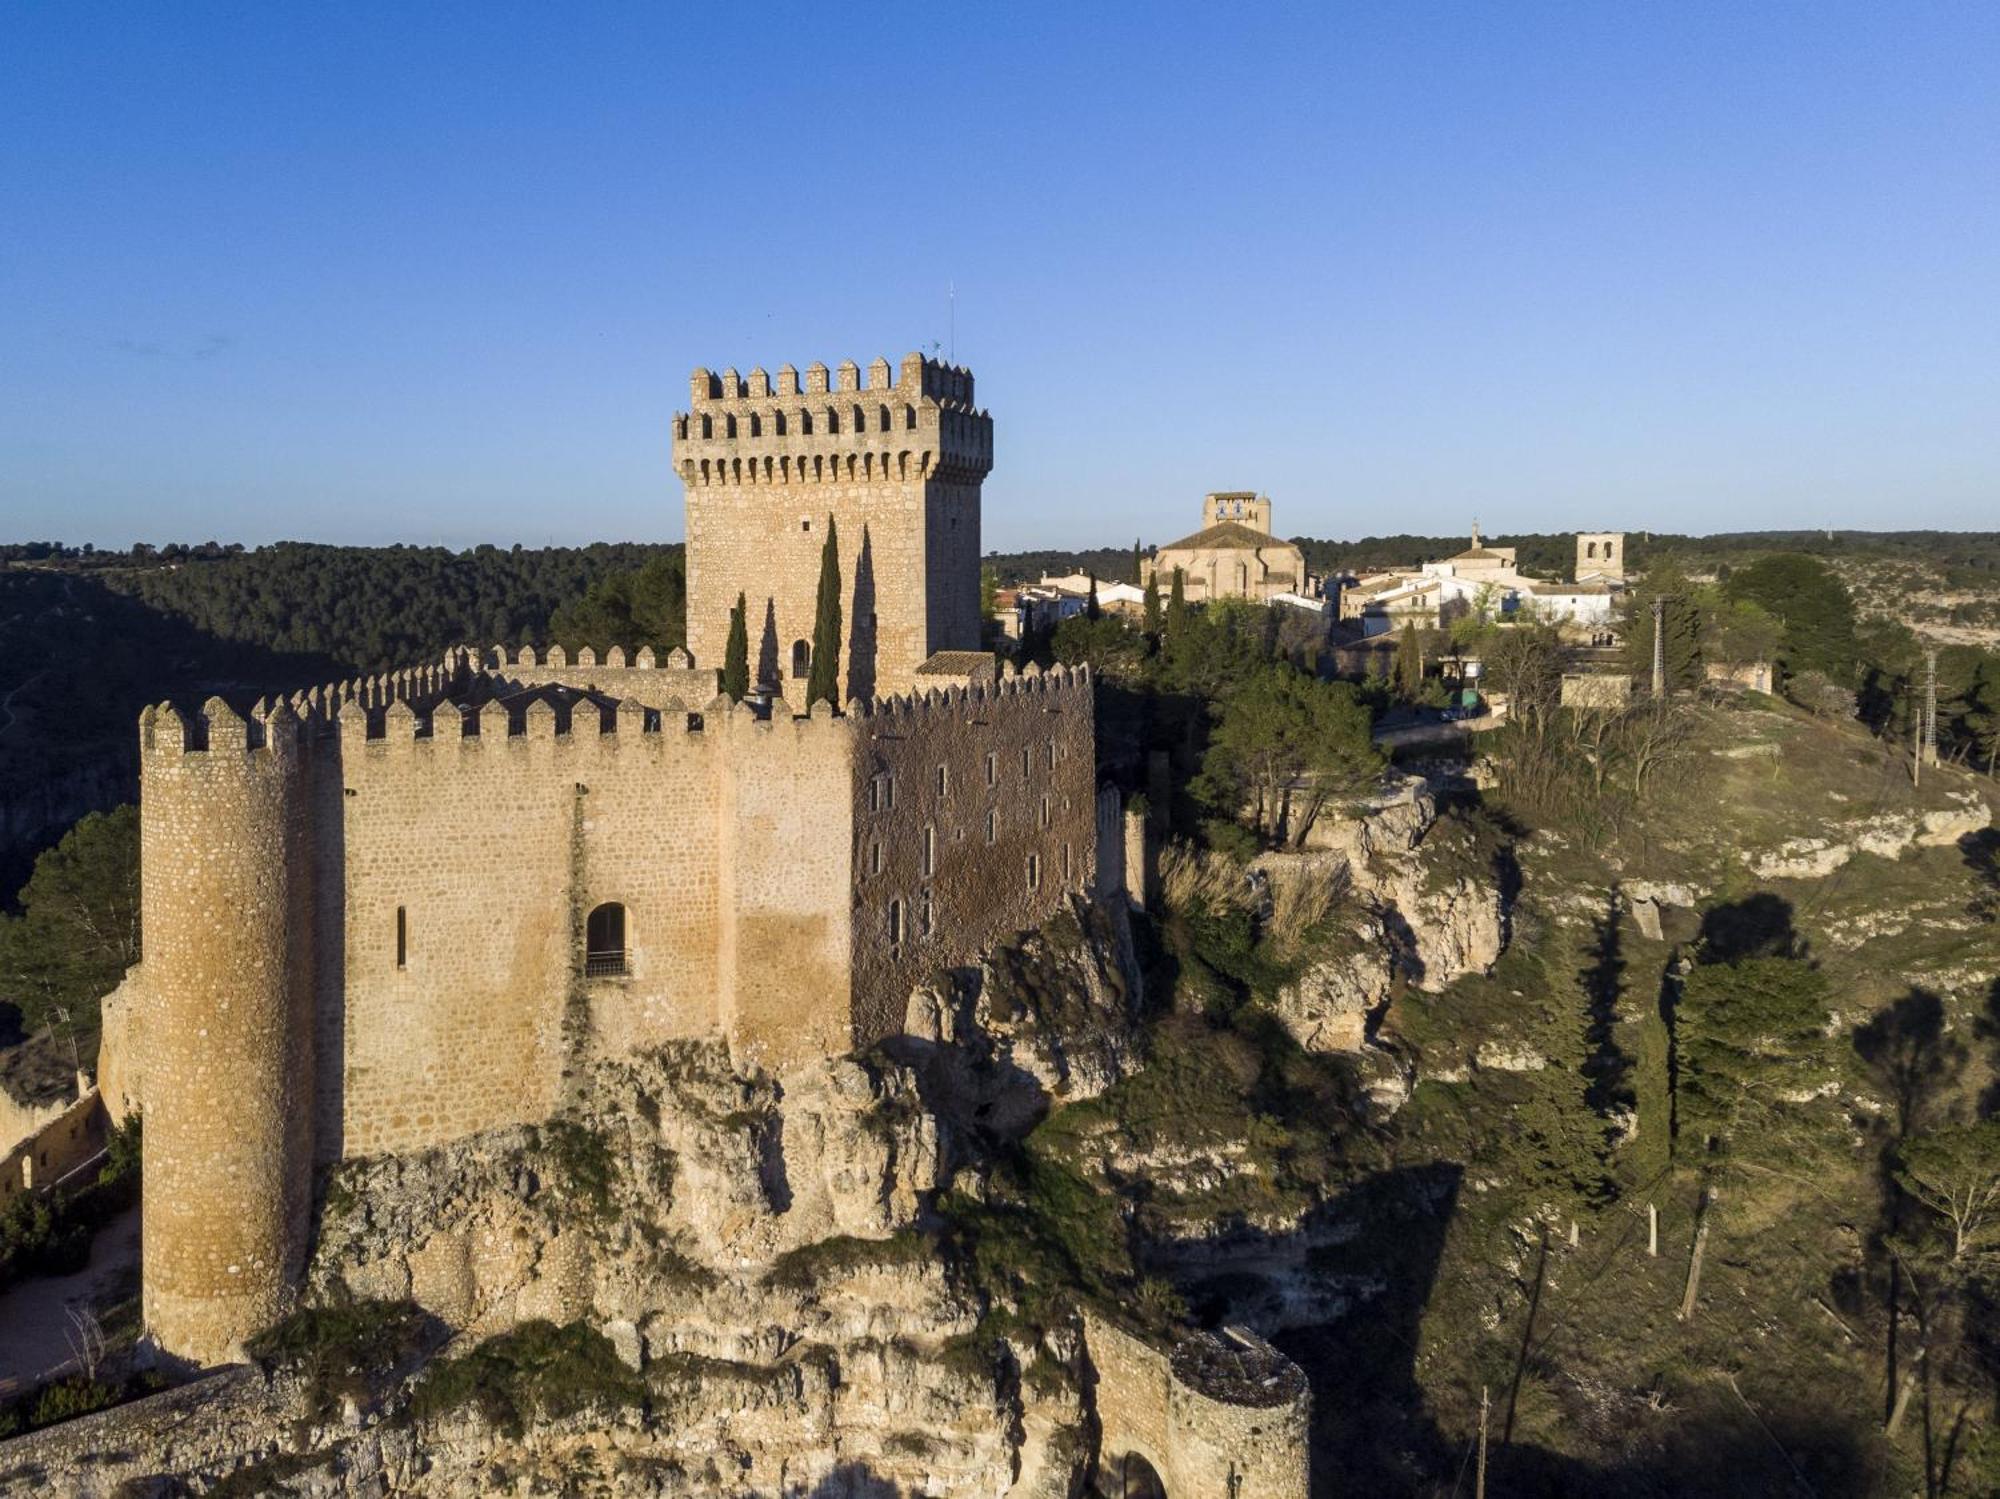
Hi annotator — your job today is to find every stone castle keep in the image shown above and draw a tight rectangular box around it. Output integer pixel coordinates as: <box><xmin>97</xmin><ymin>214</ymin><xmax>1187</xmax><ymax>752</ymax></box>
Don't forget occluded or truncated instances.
<box><xmin>113</xmin><ymin>353</ymin><xmax>1090</xmax><ymax>1366</ymax></box>
<box><xmin>676</xmin><ymin>352</ymin><xmax>990</xmax><ymax>699</ymax></box>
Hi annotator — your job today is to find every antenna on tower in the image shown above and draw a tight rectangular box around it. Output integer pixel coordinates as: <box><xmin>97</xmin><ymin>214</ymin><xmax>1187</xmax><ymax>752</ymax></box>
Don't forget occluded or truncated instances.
<box><xmin>949</xmin><ymin>280</ymin><xmax>956</xmax><ymax>364</ymax></box>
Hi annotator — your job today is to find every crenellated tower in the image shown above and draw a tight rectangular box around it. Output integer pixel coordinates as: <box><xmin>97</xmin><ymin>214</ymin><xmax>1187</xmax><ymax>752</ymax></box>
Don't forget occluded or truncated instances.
<box><xmin>136</xmin><ymin>697</ymin><xmax>318</xmax><ymax>1364</ymax></box>
<box><xmin>673</xmin><ymin>352</ymin><xmax>993</xmax><ymax>700</ymax></box>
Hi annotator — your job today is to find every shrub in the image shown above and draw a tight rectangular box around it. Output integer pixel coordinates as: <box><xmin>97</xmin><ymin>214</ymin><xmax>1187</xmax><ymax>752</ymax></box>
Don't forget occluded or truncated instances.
<box><xmin>536</xmin><ymin>1118</ymin><xmax>617</xmax><ymax>1220</ymax></box>
<box><xmin>246</xmin><ymin>1298</ymin><xmax>436</xmax><ymax>1421</ymax></box>
<box><xmin>411</xmin><ymin>1320</ymin><xmax>644</xmax><ymax>1437</ymax></box>
<box><xmin>1787</xmin><ymin>669</ymin><xmax>1857</xmax><ymax>721</ymax></box>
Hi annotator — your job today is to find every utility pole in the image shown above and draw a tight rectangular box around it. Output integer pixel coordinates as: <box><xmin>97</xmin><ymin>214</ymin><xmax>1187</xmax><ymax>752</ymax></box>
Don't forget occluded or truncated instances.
<box><xmin>1913</xmin><ymin>681</ymin><xmax>1923</xmax><ymax>789</ymax></box>
<box><xmin>1476</xmin><ymin>1386</ymin><xmax>1490</xmax><ymax>1499</ymax></box>
<box><xmin>1923</xmin><ymin>647</ymin><xmax>1938</xmax><ymax>769</ymax></box>
<box><xmin>1651</xmin><ymin>596</ymin><xmax>1666</xmax><ymax>699</ymax></box>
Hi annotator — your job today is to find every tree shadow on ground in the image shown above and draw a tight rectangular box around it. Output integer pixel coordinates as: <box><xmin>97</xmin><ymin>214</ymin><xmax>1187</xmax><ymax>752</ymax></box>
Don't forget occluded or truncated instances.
<box><xmin>1979</xmin><ymin>975</ymin><xmax>2000</xmax><ymax>1120</ymax></box>
<box><xmin>1854</xmin><ymin>988</ymin><xmax>1965</xmax><ymax>1144</ymax></box>
<box><xmin>1696</xmin><ymin>892</ymin><xmax>1805</xmax><ymax>964</ymax></box>
<box><xmin>1961</xmin><ymin>829</ymin><xmax>1999</xmax><ymax>922</ymax></box>
<box><xmin>1581</xmin><ymin>887</ymin><xmax>1632</xmax><ymax>1119</ymax></box>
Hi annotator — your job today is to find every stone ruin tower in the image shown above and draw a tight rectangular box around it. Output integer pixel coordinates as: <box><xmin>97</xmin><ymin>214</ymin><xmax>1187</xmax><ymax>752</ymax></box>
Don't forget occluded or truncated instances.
<box><xmin>135</xmin><ymin>699</ymin><xmax>319</xmax><ymax>1364</ymax></box>
<box><xmin>673</xmin><ymin>353</ymin><xmax>992</xmax><ymax>700</ymax></box>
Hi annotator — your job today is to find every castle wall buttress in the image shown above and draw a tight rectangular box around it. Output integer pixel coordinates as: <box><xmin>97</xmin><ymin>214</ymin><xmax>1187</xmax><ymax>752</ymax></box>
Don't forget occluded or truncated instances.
<box><xmin>138</xmin><ymin>700</ymin><xmax>316</xmax><ymax>1365</ymax></box>
<box><xmin>717</xmin><ymin>704</ymin><xmax>856</xmax><ymax>1072</ymax></box>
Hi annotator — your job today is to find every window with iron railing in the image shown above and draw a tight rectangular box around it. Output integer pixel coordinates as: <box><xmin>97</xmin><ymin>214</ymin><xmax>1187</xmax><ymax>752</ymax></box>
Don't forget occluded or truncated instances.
<box><xmin>586</xmin><ymin>901</ymin><xmax>628</xmax><ymax>977</ymax></box>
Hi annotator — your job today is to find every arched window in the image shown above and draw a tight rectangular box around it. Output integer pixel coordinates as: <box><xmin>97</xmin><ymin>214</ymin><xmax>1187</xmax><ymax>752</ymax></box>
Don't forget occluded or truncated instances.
<box><xmin>904</xmin><ymin>404</ymin><xmax>917</xmax><ymax>430</ymax></box>
<box><xmin>878</xmin><ymin>404</ymin><xmax>891</xmax><ymax>432</ymax></box>
<box><xmin>586</xmin><ymin>902</ymin><xmax>627</xmax><ymax>977</ymax></box>
<box><xmin>827</xmin><ymin>407</ymin><xmax>840</xmax><ymax>434</ymax></box>
<box><xmin>791</xmin><ymin>639</ymin><xmax>811</xmax><ymax>678</ymax></box>
<box><xmin>725</xmin><ymin>414</ymin><xmax>737</xmax><ymax>438</ymax></box>
<box><xmin>774</xmin><ymin>410</ymin><xmax>787</xmax><ymax>435</ymax></box>
<box><xmin>800</xmin><ymin>409</ymin><xmax>813</xmax><ymax>435</ymax></box>
<box><xmin>700</xmin><ymin>414</ymin><xmax>713</xmax><ymax>438</ymax></box>
<box><xmin>748</xmin><ymin>412</ymin><xmax>761</xmax><ymax>436</ymax></box>
<box><xmin>1117</xmin><ymin>1452</ymin><xmax>1168</xmax><ymax>1499</ymax></box>
<box><xmin>853</xmin><ymin>403</ymin><xmax>865</xmax><ymax>433</ymax></box>
<box><xmin>1587</xmin><ymin>540</ymin><xmax>1598</xmax><ymax>558</ymax></box>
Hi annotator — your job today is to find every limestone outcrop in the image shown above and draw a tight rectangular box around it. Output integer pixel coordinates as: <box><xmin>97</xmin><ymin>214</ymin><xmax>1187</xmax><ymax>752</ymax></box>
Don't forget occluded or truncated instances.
<box><xmin>899</xmin><ymin>896</ymin><xmax>1139</xmax><ymax>1138</ymax></box>
<box><xmin>1262</xmin><ymin>775</ymin><xmax>1509</xmax><ymax>1055</ymax></box>
<box><xmin>1744</xmin><ymin>789</ymin><xmax>1991</xmax><ymax>880</ymax></box>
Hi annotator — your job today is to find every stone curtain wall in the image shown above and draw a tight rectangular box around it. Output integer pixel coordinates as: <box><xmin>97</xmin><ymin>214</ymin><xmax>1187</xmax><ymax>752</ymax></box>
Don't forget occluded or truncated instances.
<box><xmin>335</xmin><ymin>699</ymin><xmax>729</xmax><ymax>1157</ymax></box>
<box><xmin>849</xmin><ymin>666</ymin><xmax>1096</xmax><ymax>1048</ymax></box>
<box><xmin>675</xmin><ymin>353</ymin><xmax>993</xmax><ymax>699</ymax></box>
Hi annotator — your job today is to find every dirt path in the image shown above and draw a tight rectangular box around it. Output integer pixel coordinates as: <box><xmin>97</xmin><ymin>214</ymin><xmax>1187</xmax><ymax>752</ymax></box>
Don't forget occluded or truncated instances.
<box><xmin>0</xmin><ymin>1205</ymin><xmax>140</xmax><ymax>1399</ymax></box>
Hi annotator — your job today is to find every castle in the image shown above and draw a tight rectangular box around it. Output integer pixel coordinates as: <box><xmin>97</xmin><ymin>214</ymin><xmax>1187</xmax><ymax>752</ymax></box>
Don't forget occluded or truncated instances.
<box><xmin>109</xmin><ymin>353</ymin><xmax>1094</xmax><ymax>1366</ymax></box>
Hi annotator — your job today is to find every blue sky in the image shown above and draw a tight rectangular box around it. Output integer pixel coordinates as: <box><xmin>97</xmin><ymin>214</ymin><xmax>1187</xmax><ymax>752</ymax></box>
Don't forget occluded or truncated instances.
<box><xmin>3</xmin><ymin>2</ymin><xmax>1996</xmax><ymax>550</ymax></box>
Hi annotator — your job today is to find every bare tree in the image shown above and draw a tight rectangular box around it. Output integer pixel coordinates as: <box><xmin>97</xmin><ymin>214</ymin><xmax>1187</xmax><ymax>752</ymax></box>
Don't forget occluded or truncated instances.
<box><xmin>63</xmin><ymin>1304</ymin><xmax>107</xmax><ymax>1381</ymax></box>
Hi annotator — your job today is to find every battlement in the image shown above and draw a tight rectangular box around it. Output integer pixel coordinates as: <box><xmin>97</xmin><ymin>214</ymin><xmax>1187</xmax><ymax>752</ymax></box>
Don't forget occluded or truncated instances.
<box><xmin>672</xmin><ymin>351</ymin><xmax>992</xmax><ymax>488</ymax></box>
<box><xmin>137</xmin><ymin>654</ymin><xmax>1091</xmax><ymax>758</ymax></box>
<box><xmin>685</xmin><ymin>352</ymin><xmax>976</xmax><ymax>408</ymax></box>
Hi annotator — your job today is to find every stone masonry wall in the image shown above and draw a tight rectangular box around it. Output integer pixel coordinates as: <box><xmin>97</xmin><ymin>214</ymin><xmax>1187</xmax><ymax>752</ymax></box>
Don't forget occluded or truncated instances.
<box><xmin>335</xmin><ymin>696</ymin><xmax>728</xmax><ymax>1158</ymax></box>
<box><xmin>1084</xmin><ymin>1311</ymin><xmax>1311</xmax><ymax>1499</ymax></box>
<box><xmin>851</xmin><ymin>666</ymin><xmax>1097</xmax><ymax>1048</ymax></box>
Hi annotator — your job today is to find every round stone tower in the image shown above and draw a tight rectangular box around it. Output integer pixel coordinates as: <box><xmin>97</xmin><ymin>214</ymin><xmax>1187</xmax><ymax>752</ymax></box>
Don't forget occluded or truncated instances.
<box><xmin>139</xmin><ymin>697</ymin><xmax>316</xmax><ymax>1364</ymax></box>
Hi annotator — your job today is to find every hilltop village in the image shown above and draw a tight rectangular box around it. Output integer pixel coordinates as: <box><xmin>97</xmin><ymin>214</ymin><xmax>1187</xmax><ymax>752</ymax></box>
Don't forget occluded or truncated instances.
<box><xmin>0</xmin><ymin>356</ymin><xmax>1996</xmax><ymax>1498</ymax></box>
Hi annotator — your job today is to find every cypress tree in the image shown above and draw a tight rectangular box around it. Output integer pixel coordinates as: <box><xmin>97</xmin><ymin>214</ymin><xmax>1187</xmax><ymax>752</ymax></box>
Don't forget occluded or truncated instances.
<box><xmin>806</xmin><ymin>516</ymin><xmax>843</xmax><ymax>708</ymax></box>
<box><xmin>1130</xmin><ymin>539</ymin><xmax>1143</xmax><ymax>586</ymax></box>
<box><xmin>1086</xmin><ymin>573</ymin><xmax>1102</xmax><ymax>621</ymax></box>
<box><xmin>721</xmin><ymin>592</ymin><xmax>749</xmax><ymax>700</ymax></box>
<box><xmin>1167</xmin><ymin>567</ymin><xmax>1187</xmax><ymax>636</ymax></box>
<box><xmin>1396</xmin><ymin>621</ymin><xmax>1423</xmax><ymax>701</ymax></box>
<box><xmin>1143</xmin><ymin>573</ymin><xmax>1162</xmax><ymax>636</ymax></box>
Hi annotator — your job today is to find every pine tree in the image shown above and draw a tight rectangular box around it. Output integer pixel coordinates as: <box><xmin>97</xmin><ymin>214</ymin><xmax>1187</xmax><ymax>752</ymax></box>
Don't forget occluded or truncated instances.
<box><xmin>1167</xmin><ymin>567</ymin><xmax>1187</xmax><ymax>636</ymax></box>
<box><xmin>721</xmin><ymin>592</ymin><xmax>749</xmax><ymax>701</ymax></box>
<box><xmin>1395</xmin><ymin>622</ymin><xmax>1423</xmax><ymax>701</ymax></box>
<box><xmin>1086</xmin><ymin>573</ymin><xmax>1102</xmax><ymax>622</ymax></box>
<box><xmin>806</xmin><ymin>516</ymin><xmax>843</xmax><ymax>708</ymax></box>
